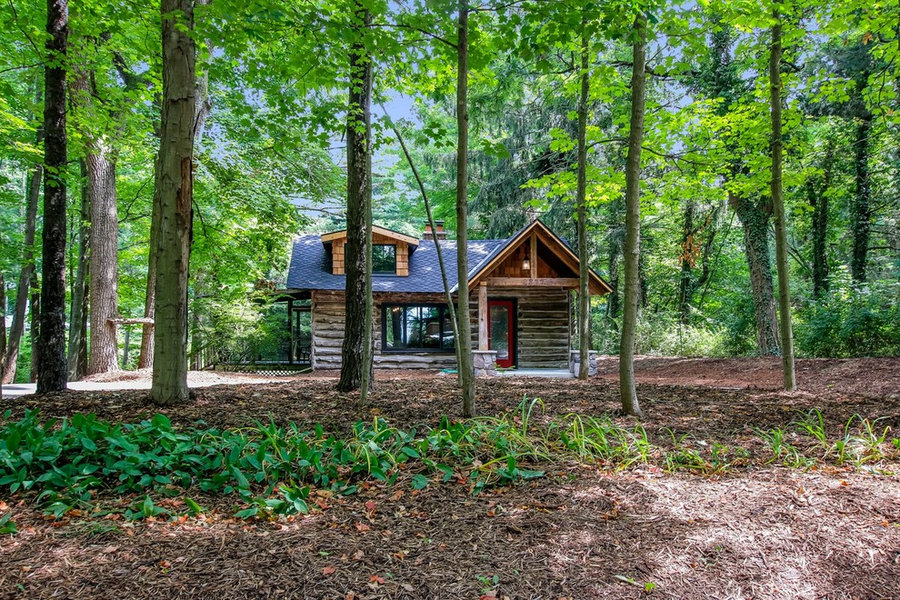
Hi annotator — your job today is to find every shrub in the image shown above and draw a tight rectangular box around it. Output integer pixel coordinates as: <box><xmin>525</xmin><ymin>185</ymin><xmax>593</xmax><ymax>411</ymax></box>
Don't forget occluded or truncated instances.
<box><xmin>795</xmin><ymin>284</ymin><xmax>900</xmax><ymax>357</ymax></box>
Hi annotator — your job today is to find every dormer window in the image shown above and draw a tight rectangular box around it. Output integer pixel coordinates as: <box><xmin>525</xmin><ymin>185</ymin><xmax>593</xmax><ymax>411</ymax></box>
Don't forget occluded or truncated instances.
<box><xmin>373</xmin><ymin>244</ymin><xmax>397</xmax><ymax>274</ymax></box>
<box><xmin>322</xmin><ymin>225</ymin><xmax>415</xmax><ymax>276</ymax></box>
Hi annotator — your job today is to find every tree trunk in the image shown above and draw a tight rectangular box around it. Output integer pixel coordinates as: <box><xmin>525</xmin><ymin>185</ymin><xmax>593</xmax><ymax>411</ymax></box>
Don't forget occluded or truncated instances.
<box><xmin>456</xmin><ymin>0</ymin><xmax>476</xmax><ymax>418</ymax></box>
<box><xmin>337</xmin><ymin>5</ymin><xmax>373</xmax><ymax>395</ymax></box>
<box><xmin>605</xmin><ymin>207</ymin><xmax>622</xmax><ymax>326</ymax></box>
<box><xmin>1</xmin><ymin>273</ymin><xmax>6</xmax><ymax>390</ymax></box>
<box><xmin>37</xmin><ymin>0</ymin><xmax>69</xmax><ymax>394</ymax></box>
<box><xmin>1</xmin><ymin>138</ymin><xmax>42</xmax><ymax>384</ymax></box>
<box><xmin>150</xmin><ymin>0</ymin><xmax>196</xmax><ymax>405</ymax></box>
<box><xmin>67</xmin><ymin>159</ymin><xmax>90</xmax><ymax>380</ymax></box>
<box><xmin>121</xmin><ymin>326</ymin><xmax>131</xmax><ymax>369</ymax></box>
<box><xmin>808</xmin><ymin>142</ymin><xmax>833</xmax><ymax>299</ymax></box>
<box><xmin>29</xmin><ymin>288</ymin><xmax>40</xmax><ymax>382</ymax></box>
<box><xmin>850</xmin><ymin>117</ymin><xmax>871</xmax><ymax>284</ymax></box>
<box><xmin>139</xmin><ymin>3</ymin><xmax>210</xmax><ymax>372</ymax></box>
<box><xmin>619</xmin><ymin>14</ymin><xmax>647</xmax><ymax>419</ymax></box>
<box><xmin>71</xmin><ymin>64</ymin><xmax>120</xmax><ymax>376</ymax></box>
<box><xmin>769</xmin><ymin>13</ymin><xmax>795</xmax><ymax>390</ymax></box>
<box><xmin>678</xmin><ymin>199</ymin><xmax>696</xmax><ymax>324</ymax></box>
<box><xmin>85</xmin><ymin>145</ymin><xmax>119</xmax><ymax>374</ymax></box>
<box><xmin>575</xmin><ymin>23</ymin><xmax>591</xmax><ymax>380</ymax></box>
<box><xmin>731</xmin><ymin>192</ymin><xmax>780</xmax><ymax>355</ymax></box>
<box><xmin>138</xmin><ymin>164</ymin><xmax>159</xmax><ymax>369</ymax></box>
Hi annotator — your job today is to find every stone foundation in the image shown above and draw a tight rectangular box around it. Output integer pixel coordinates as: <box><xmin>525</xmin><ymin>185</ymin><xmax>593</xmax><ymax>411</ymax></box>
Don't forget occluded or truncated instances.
<box><xmin>472</xmin><ymin>350</ymin><xmax>499</xmax><ymax>377</ymax></box>
<box><xmin>569</xmin><ymin>350</ymin><xmax>598</xmax><ymax>376</ymax></box>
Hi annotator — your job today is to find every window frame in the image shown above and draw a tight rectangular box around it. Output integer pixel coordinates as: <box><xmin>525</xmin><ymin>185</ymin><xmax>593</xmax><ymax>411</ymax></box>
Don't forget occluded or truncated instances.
<box><xmin>372</xmin><ymin>244</ymin><xmax>397</xmax><ymax>275</ymax></box>
<box><xmin>381</xmin><ymin>303</ymin><xmax>456</xmax><ymax>353</ymax></box>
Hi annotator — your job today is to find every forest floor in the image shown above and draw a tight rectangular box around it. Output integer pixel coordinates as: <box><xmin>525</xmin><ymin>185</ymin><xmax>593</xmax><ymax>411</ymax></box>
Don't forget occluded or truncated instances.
<box><xmin>1</xmin><ymin>358</ymin><xmax>899</xmax><ymax>599</ymax></box>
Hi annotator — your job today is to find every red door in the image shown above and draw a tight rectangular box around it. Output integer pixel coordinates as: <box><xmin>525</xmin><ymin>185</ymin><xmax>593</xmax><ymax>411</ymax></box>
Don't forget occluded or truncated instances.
<box><xmin>488</xmin><ymin>300</ymin><xmax>515</xmax><ymax>368</ymax></box>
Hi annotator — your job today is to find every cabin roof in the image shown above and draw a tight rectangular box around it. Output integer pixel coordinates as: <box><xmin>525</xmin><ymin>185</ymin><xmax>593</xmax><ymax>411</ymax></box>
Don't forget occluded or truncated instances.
<box><xmin>286</xmin><ymin>235</ymin><xmax>503</xmax><ymax>293</ymax></box>
<box><xmin>285</xmin><ymin>219</ymin><xmax>611</xmax><ymax>294</ymax></box>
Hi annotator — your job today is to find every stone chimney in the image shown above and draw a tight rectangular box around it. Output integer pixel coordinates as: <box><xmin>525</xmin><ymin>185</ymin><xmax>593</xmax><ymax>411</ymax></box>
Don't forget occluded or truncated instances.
<box><xmin>423</xmin><ymin>220</ymin><xmax>447</xmax><ymax>241</ymax></box>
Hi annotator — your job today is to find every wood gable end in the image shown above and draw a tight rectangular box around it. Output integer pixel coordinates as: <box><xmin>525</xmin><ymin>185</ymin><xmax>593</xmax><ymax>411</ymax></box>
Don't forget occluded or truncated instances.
<box><xmin>466</xmin><ymin>220</ymin><xmax>613</xmax><ymax>295</ymax></box>
<box><xmin>321</xmin><ymin>225</ymin><xmax>418</xmax><ymax>277</ymax></box>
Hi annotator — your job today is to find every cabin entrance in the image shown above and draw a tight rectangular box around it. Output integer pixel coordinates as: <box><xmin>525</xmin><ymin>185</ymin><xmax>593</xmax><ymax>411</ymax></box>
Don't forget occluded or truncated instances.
<box><xmin>488</xmin><ymin>299</ymin><xmax>515</xmax><ymax>368</ymax></box>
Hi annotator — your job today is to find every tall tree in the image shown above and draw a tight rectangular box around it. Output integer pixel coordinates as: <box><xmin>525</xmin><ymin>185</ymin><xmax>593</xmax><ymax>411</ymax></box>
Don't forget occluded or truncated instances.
<box><xmin>0</xmin><ymin>272</ymin><xmax>6</xmax><ymax>390</ymax></box>
<box><xmin>150</xmin><ymin>0</ymin><xmax>197</xmax><ymax>405</ymax></box>
<box><xmin>575</xmin><ymin>17</ymin><xmax>591</xmax><ymax>380</ymax></box>
<box><xmin>1</xmin><ymin>118</ymin><xmax>42</xmax><ymax>385</ymax></box>
<box><xmin>36</xmin><ymin>0</ymin><xmax>69</xmax><ymax>394</ymax></box>
<box><xmin>619</xmin><ymin>12</ymin><xmax>647</xmax><ymax>418</ymax></box>
<box><xmin>70</xmin><ymin>64</ymin><xmax>119</xmax><ymax>375</ymax></box>
<box><xmin>66</xmin><ymin>159</ymin><xmax>90</xmax><ymax>380</ymax></box>
<box><xmin>696</xmin><ymin>18</ymin><xmax>780</xmax><ymax>355</ymax></box>
<box><xmin>456</xmin><ymin>0</ymin><xmax>476</xmax><ymax>418</ymax></box>
<box><xmin>337</xmin><ymin>3</ymin><xmax>374</xmax><ymax>396</ymax></box>
<box><xmin>139</xmin><ymin>165</ymin><xmax>161</xmax><ymax>370</ymax></box>
<box><xmin>769</xmin><ymin>7</ymin><xmax>795</xmax><ymax>390</ymax></box>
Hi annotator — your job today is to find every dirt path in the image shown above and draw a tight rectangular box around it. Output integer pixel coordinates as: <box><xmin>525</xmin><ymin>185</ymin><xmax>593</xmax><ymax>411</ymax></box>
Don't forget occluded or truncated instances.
<box><xmin>1</xmin><ymin>361</ymin><xmax>898</xmax><ymax>599</ymax></box>
<box><xmin>594</xmin><ymin>356</ymin><xmax>900</xmax><ymax>398</ymax></box>
<box><xmin>1</xmin><ymin>468</ymin><xmax>897</xmax><ymax>599</ymax></box>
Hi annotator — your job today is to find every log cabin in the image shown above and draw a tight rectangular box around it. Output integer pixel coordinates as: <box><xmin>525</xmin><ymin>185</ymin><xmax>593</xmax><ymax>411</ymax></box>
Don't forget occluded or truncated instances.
<box><xmin>279</xmin><ymin>219</ymin><xmax>612</xmax><ymax>375</ymax></box>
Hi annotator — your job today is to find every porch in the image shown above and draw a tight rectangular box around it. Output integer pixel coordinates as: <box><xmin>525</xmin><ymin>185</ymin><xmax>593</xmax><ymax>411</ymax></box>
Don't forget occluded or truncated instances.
<box><xmin>468</xmin><ymin>223</ymin><xmax>610</xmax><ymax>376</ymax></box>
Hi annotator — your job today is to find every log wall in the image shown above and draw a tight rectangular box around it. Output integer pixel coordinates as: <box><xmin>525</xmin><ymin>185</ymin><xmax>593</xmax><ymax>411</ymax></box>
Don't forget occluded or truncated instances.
<box><xmin>311</xmin><ymin>290</ymin><xmax>457</xmax><ymax>370</ymax></box>
<box><xmin>311</xmin><ymin>288</ymin><xmax>571</xmax><ymax>370</ymax></box>
<box><xmin>468</xmin><ymin>287</ymin><xmax>571</xmax><ymax>369</ymax></box>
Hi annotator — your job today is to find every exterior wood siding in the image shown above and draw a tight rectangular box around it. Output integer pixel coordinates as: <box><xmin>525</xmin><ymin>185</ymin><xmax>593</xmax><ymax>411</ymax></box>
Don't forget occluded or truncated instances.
<box><xmin>468</xmin><ymin>287</ymin><xmax>570</xmax><ymax>369</ymax></box>
<box><xmin>330</xmin><ymin>232</ymin><xmax>409</xmax><ymax>276</ymax></box>
<box><xmin>312</xmin><ymin>288</ymin><xmax>570</xmax><ymax>370</ymax></box>
<box><xmin>311</xmin><ymin>290</ymin><xmax>457</xmax><ymax>370</ymax></box>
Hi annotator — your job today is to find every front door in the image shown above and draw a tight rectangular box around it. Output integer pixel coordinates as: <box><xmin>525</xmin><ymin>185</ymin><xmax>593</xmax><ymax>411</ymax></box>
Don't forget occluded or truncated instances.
<box><xmin>488</xmin><ymin>299</ymin><xmax>515</xmax><ymax>368</ymax></box>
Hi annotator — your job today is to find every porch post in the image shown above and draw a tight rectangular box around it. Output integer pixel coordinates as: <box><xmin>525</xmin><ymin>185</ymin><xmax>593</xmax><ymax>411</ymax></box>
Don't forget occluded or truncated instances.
<box><xmin>530</xmin><ymin>233</ymin><xmax>538</xmax><ymax>277</ymax></box>
<box><xmin>287</xmin><ymin>298</ymin><xmax>295</xmax><ymax>364</ymax></box>
<box><xmin>478</xmin><ymin>282</ymin><xmax>488</xmax><ymax>351</ymax></box>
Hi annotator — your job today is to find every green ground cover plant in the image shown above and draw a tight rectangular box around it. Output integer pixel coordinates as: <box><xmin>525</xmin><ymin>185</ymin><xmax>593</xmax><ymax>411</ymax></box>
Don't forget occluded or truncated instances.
<box><xmin>1</xmin><ymin>398</ymin><xmax>896</xmax><ymax>526</ymax></box>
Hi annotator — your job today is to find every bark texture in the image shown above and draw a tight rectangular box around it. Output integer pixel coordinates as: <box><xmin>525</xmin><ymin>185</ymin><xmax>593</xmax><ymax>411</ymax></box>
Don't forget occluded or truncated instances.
<box><xmin>37</xmin><ymin>0</ymin><xmax>69</xmax><ymax>394</ymax></box>
<box><xmin>150</xmin><ymin>0</ymin><xmax>196</xmax><ymax>405</ymax></box>
<box><xmin>138</xmin><ymin>168</ymin><xmax>160</xmax><ymax>369</ymax></box>
<box><xmin>337</xmin><ymin>6</ymin><xmax>374</xmax><ymax>395</ymax></box>
<box><xmin>66</xmin><ymin>159</ymin><xmax>90</xmax><ymax>380</ymax></box>
<box><xmin>85</xmin><ymin>145</ymin><xmax>119</xmax><ymax>375</ymax></box>
<box><xmin>769</xmin><ymin>15</ymin><xmax>795</xmax><ymax>390</ymax></box>
<box><xmin>456</xmin><ymin>0</ymin><xmax>476</xmax><ymax>418</ymax></box>
<box><xmin>678</xmin><ymin>200</ymin><xmax>716</xmax><ymax>323</ymax></box>
<box><xmin>29</xmin><ymin>289</ymin><xmax>39</xmax><ymax>382</ymax></box>
<box><xmin>731</xmin><ymin>192</ymin><xmax>780</xmax><ymax>355</ymax></box>
<box><xmin>618</xmin><ymin>14</ymin><xmax>647</xmax><ymax>418</ymax></box>
<box><xmin>141</xmin><ymin>1</ymin><xmax>209</xmax><ymax>371</ymax></box>
<box><xmin>575</xmin><ymin>25</ymin><xmax>591</xmax><ymax>381</ymax></box>
<box><xmin>70</xmin><ymin>66</ymin><xmax>119</xmax><ymax>376</ymax></box>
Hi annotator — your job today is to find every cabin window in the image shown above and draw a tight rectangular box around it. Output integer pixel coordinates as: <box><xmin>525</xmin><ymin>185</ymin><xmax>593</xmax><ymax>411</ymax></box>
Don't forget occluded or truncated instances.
<box><xmin>383</xmin><ymin>304</ymin><xmax>454</xmax><ymax>352</ymax></box>
<box><xmin>372</xmin><ymin>244</ymin><xmax>397</xmax><ymax>274</ymax></box>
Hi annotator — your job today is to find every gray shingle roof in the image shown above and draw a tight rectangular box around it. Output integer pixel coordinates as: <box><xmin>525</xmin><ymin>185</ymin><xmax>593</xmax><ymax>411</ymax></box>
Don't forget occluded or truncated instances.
<box><xmin>286</xmin><ymin>235</ymin><xmax>504</xmax><ymax>293</ymax></box>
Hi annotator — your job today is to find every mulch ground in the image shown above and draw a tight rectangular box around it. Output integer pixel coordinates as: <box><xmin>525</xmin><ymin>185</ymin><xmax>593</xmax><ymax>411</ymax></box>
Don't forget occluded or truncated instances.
<box><xmin>1</xmin><ymin>358</ymin><xmax>899</xmax><ymax>599</ymax></box>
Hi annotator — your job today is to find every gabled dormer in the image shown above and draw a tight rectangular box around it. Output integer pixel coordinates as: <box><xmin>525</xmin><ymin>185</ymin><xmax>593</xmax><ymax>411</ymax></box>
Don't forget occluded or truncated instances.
<box><xmin>320</xmin><ymin>225</ymin><xmax>419</xmax><ymax>277</ymax></box>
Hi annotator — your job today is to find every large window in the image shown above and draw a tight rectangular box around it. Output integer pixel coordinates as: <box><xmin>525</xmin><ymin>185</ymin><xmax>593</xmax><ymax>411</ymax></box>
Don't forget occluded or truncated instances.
<box><xmin>383</xmin><ymin>304</ymin><xmax>455</xmax><ymax>352</ymax></box>
<box><xmin>372</xmin><ymin>244</ymin><xmax>397</xmax><ymax>274</ymax></box>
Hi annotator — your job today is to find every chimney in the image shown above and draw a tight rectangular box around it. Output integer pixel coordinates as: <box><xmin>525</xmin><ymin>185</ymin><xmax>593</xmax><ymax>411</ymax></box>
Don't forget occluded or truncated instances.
<box><xmin>423</xmin><ymin>220</ymin><xmax>447</xmax><ymax>241</ymax></box>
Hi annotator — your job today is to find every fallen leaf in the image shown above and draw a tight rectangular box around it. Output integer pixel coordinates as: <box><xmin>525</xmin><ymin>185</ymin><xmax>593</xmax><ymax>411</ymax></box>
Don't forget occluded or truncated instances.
<box><xmin>355</xmin><ymin>522</ymin><xmax>370</xmax><ymax>532</ymax></box>
<box><xmin>369</xmin><ymin>574</ymin><xmax>386</xmax><ymax>584</ymax></box>
<box><xmin>322</xmin><ymin>566</ymin><xmax>336</xmax><ymax>576</ymax></box>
